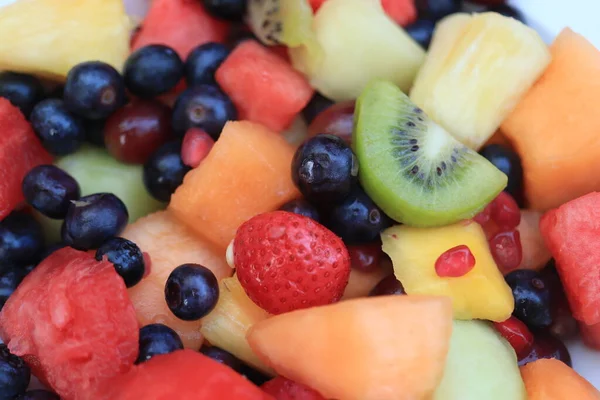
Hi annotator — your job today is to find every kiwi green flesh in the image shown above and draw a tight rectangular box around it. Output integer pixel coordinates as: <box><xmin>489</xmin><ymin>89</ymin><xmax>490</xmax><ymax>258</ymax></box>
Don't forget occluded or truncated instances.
<box><xmin>352</xmin><ymin>80</ymin><xmax>507</xmax><ymax>227</ymax></box>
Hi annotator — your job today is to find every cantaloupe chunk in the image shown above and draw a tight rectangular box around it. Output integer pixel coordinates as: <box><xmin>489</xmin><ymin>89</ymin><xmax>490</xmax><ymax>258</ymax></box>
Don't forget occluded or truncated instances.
<box><xmin>520</xmin><ymin>358</ymin><xmax>600</xmax><ymax>400</ymax></box>
<box><xmin>247</xmin><ymin>295</ymin><xmax>453</xmax><ymax>400</ymax></box>
<box><xmin>122</xmin><ymin>211</ymin><xmax>231</xmax><ymax>349</ymax></box>
<box><xmin>502</xmin><ymin>29</ymin><xmax>600</xmax><ymax>211</ymax></box>
<box><xmin>169</xmin><ymin>121</ymin><xmax>300</xmax><ymax>250</ymax></box>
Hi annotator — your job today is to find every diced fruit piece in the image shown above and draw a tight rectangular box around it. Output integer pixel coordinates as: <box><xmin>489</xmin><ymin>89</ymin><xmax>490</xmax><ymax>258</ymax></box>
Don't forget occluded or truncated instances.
<box><xmin>200</xmin><ymin>276</ymin><xmax>273</xmax><ymax>374</ymax></box>
<box><xmin>131</xmin><ymin>0</ymin><xmax>230</xmax><ymax>59</ymax></box>
<box><xmin>434</xmin><ymin>320</ymin><xmax>527</xmax><ymax>400</ymax></box>
<box><xmin>0</xmin><ymin>98</ymin><xmax>52</xmax><ymax>220</ymax></box>
<box><xmin>262</xmin><ymin>377</ymin><xmax>326</xmax><ymax>400</ymax></box>
<box><xmin>0</xmin><ymin>248</ymin><xmax>139</xmax><ymax>399</ymax></box>
<box><xmin>353</xmin><ymin>80</ymin><xmax>507</xmax><ymax>227</ymax></box>
<box><xmin>247</xmin><ymin>296</ymin><xmax>453</xmax><ymax>400</ymax></box>
<box><xmin>479</xmin><ymin>144</ymin><xmax>524</xmax><ymax>206</ymax></box>
<box><xmin>289</xmin><ymin>0</ymin><xmax>425</xmax><ymax>102</ymax></box>
<box><xmin>122</xmin><ymin>211</ymin><xmax>231</xmax><ymax>349</ymax></box>
<box><xmin>516</xmin><ymin>210</ymin><xmax>551</xmax><ymax>272</ymax></box>
<box><xmin>520</xmin><ymin>358</ymin><xmax>600</xmax><ymax>400</ymax></box>
<box><xmin>0</xmin><ymin>0</ymin><xmax>131</xmax><ymax>80</ymax></box>
<box><xmin>181</xmin><ymin>128</ymin><xmax>214</xmax><ymax>168</ymax></box>
<box><xmin>493</xmin><ymin>316</ymin><xmax>534</xmax><ymax>359</ymax></box>
<box><xmin>519</xmin><ymin>333</ymin><xmax>572</xmax><ymax>367</ymax></box>
<box><xmin>501</xmin><ymin>29</ymin><xmax>600</xmax><ymax>210</ymax></box>
<box><xmin>342</xmin><ymin>258</ymin><xmax>394</xmax><ymax>299</ymax></box>
<box><xmin>381</xmin><ymin>0</ymin><xmax>417</xmax><ymax>26</ymax></box>
<box><xmin>410</xmin><ymin>12</ymin><xmax>550</xmax><ymax>150</ymax></box>
<box><xmin>539</xmin><ymin>192</ymin><xmax>600</xmax><ymax>325</ymax></box>
<box><xmin>169</xmin><ymin>121</ymin><xmax>300</xmax><ymax>250</ymax></box>
<box><xmin>216</xmin><ymin>41</ymin><xmax>313</xmax><ymax>132</ymax></box>
<box><xmin>382</xmin><ymin>222</ymin><xmax>514</xmax><ymax>321</ymax></box>
<box><xmin>307</xmin><ymin>100</ymin><xmax>354</xmax><ymax>144</ymax></box>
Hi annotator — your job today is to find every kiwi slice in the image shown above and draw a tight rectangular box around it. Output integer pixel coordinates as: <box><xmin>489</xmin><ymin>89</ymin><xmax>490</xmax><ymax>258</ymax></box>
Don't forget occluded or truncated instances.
<box><xmin>352</xmin><ymin>80</ymin><xmax>507</xmax><ymax>227</ymax></box>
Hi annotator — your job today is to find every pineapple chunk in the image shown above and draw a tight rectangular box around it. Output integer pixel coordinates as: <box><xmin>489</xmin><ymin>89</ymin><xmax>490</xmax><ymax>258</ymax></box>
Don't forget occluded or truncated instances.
<box><xmin>381</xmin><ymin>222</ymin><xmax>514</xmax><ymax>322</ymax></box>
<box><xmin>410</xmin><ymin>12</ymin><xmax>551</xmax><ymax>150</ymax></box>
<box><xmin>0</xmin><ymin>0</ymin><xmax>132</xmax><ymax>80</ymax></box>
<box><xmin>200</xmin><ymin>275</ymin><xmax>274</xmax><ymax>375</ymax></box>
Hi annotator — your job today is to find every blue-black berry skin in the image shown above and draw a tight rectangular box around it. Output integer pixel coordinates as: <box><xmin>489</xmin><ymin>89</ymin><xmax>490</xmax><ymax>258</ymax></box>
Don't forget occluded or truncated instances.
<box><xmin>405</xmin><ymin>19</ymin><xmax>435</xmax><ymax>49</ymax></box>
<box><xmin>479</xmin><ymin>144</ymin><xmax>524</xmax><ymax>206</ymax></box>
<box><xmin>143</xmin><ymin>141</ymin><xmax>191</xmax><ymax>202</ymax></box>
<box><xmin>0</xmin><ymin>344</ymin><xmax>30</xmax><ymax>400</ymax></box>
<box><xmin>202</xmin><ymin>0</ymin><xmax>247</xmax><ymax>21</ymax></box>
<box><xmin>415</xmin><ymin>0</ymin><xmax>461</xmax><ymax>20</ymax></box>
<box><xmin>30</xmin><ymin>99</ymin><xmax>85</xmax><ymax>156</ymax></box>
<box><xmin>165</xmin><ymin>264</ymin><xmax>219</xmax><ymax>321</ymax></box>
<box><xmin>62</xmin><ymin>193</ymin><xmax>129</xmax><ymax>250</ymax></box>
<box><xmin>124</xmin><ymin>45</ymin><xmax>184</xmax><ymax>98</ymax></box>
<box><xmin>185</xmin><ymin>43</ymin><xmax>230</xmax><ymax>86</ymax></box>
<box><xmin>136</xmin><ymin>324</ymin><xmax>184</xmax><ymax>364</ymax></box>
<box><xmin>96</xmin><ymin>237</ymin><xmax>145</xmax><ymax>288</ymax></box>
<box><xmin>0</xmin><ymin>71</ymin><xmax>44</xmax><ymax>118</ymax></box>
<box><xmin>506</xmin><ymin>270</ymin><xmax>553</xmax><ymax>329</ymax></box>
<box><xmin>0</xmin><ymin>267</ymin><xmax>28</xmax><ymax>311</ymax></box>
<box><xmin>302</xmin><ymin>93</ymin><xmax>334</xmax><ymax>125</ymax></box>
<box><xmin>16</xmin><ymin>390</ymin><xmax>60</xmax><ymax>400</ymax></box>
<box><xmin>0</xmin><ymin>211</ymin><xmax>44</xmax><ymax>267</ymax></box>
<box><xmin>200</xmin><ymin>346</ymin><xmax>243</xmax><ymax>371</ymax></box>
<box><xmin>279</xmin><ymin>199</ymin><xmax>320</xmax><ymax>222</ymax></box>
<box><xmin>22</xmin><ymin>165</ymin><xmax>81</xmax><ymax>219</ymax></box>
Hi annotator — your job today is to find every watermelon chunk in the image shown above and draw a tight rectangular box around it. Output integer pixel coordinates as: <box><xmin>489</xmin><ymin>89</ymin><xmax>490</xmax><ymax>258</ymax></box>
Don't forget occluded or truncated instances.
<box><xmin>539</xmin><ymin>192</ymin><xmax>600</xmax><ymax>325</ymax></box>
<box><xmin>0</xmin><ymin>247</ymin><xmax>139</xmax><ymax>400</ymax></box>
<box><xmin>215</xmin><ymin>41</ymin><xmax>314</xmax><ymax>132</ymax></box>
<box><xmin>0</xmin><ymin>98</ymin><xmax>52</xmax><ymax>220</ymax></box>
<box><xmin>131</xmin><ymin>0</ymin><xmax>230</xmax><ymax>59</ymax></box>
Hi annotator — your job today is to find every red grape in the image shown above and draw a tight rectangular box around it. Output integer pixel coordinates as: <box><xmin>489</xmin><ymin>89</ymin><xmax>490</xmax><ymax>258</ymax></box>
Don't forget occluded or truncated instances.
<box><xmin>104</xmin><ymin>99</ymin><xmax>173</xmax><ymax>164</ymax></box>
<box><xmin>369</xmin><ymin>275</ymin><xmax>405</xmax><ymax>296</ymax></box>
<box><xmin>308</xmin><ymin>101</ymin><xmax>355</xmax><ymax>144</ymax></box>
<box><xmin>348</xmin><ymin>242</ymin><xmax>382</xmax><ymax>273</ymax></box>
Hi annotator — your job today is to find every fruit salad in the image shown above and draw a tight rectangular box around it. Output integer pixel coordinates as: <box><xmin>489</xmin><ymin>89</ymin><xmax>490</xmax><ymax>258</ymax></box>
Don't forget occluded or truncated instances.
<box><xmin>0</xmin><ymin>0</ymin><xmax>599</xmax><ymax>399</ymax></box>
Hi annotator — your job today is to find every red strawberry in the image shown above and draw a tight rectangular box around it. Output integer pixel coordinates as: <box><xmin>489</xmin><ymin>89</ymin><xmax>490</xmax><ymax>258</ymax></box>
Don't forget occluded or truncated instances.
<box><xmin>233</xmin><ymin>211</ymin><xmax>350</xmax><ymax>314</ymax></box>
<box><xmin>262</xmin><ymin>376</ymin><xmax>326</xmax><ymax>400</ymax></box>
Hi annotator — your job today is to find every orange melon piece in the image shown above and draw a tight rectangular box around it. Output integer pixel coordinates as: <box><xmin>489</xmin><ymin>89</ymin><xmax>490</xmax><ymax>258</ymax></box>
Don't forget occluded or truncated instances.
<box><xmin>122</xmin><ymin>211</ymin><xmax>231</xmax><ymax>349</ymax></box>
<box><xmin>247</xmin><ymin>295</ymin><xmax>453</xmax><ymax>400</ymax></box>
<box><xmin>169</xmin><ymin>121</ymin><xmax>300</xmax><ymax>250</ymax></box>
<box><xmin>520</xmin><ymin>358</ymin><xmax>600</xmax><ymax>400</ymax></box>
<box><xmin>501</xmin><ymin>29</ymin><xmax>600</xmax><ymax>211</ymax></box>
<box><xmin>515</xmin><ymin>210</ymin><xmax>551</xmax><ymax>273</ymax></box>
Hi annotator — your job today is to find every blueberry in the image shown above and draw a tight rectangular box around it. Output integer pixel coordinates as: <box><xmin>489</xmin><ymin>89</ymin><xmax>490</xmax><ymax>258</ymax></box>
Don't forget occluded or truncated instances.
<box><xmin>136</xmin><ymin>324</ymin><xmax>184</xmax><ymax>364</ymax></box>
<box><xmin>40</xmin><ymin>242</ymin><xmax>66</xmax><ymax>261</ymax></box>
<box><xmin>172</xmin><ymin>85</ymin><xmax>237</xmax><ymax>139</ymax></box>
<box><xmin>505</xmin><ymin>270</ymin><xmax>553</xmax><ymax>328</ymax></box>
<box><xmin>165</xmin><ymin>264</ymin><xmax>219</xmax><ymax>321</ymax></box>
<box><xmin>0</xmin><ymin>211</ymin><xmax>44</xmax><ymax>267</ymax></box>
<box><xmin>405</xmin><ymin>19</ymin><xmax>435</xmax><ymax>49</ymax></box>
<box><xmin>239</xmin><ymin>364</ymin><xmax>271</xmax><ymax>386</ymax></box>
<box><xmin>201</xmin><ymin>0</ymin><xmax>247</xmax><ymax>21</ymax></box>
<box><xmin>488</xmin><ymin>4</ymin><xmax>525</xmax><ymax>23</ymax></box>
<box><xmin>279</xmin><ymin>199</ymin><xmax>320</xmax><ymax>222</ymax></box>
<box><xmin>83</xmin><ymin>118</ymin><xmax>106</xmax><ymax>147</ymax></box>
<box><xmin>16</xmin><ymin>390</ymin><xmax>60</xmax><ymax>400</ymax></box>
<box><xmin>96</xmin><ymin>237</ymin><xmax>145</xmax><ymax>288</ymax></box>
<box><xmin>292</xmin><ymin>134</ymin><xmax>358</xmax><ymax>205</ymax></box>
<box><xmin>62</xmin><ymin>193</ymin><xmax>129</xmax><ymax>250</ymax></box>
<box><xmin>22</xmin><ymin>165</ymin><xmax>81</xmax><ymax>219</ymax></box>
<box><xmin>415</xmin><ymin>0</ymin><xmax>461</xmax><ymax>20</ymax></box>
<box><xmin>200</xmin><ymin>346</ymin><xmax>243</xmax><ymax>371</ymax></box>
<box><xmin>0</xmin><ymin>345</ymin><xmax>29</xmax><ymax>400</ymax></box>
<box><xmin>124</xmin><ymin>45</ymin><xmax>184</xmax><ymax>98</ymax></box>
<box><xmin>479</xmin><ymin>144</ymin><xmax>524</xmax><ymax>206</ymax></box>
<box><xmin>0</xmin><ymin>71</ymin><xmax>44</xmax><ymax>118</ymax></box>
<box><xmin>64</xmin><ymin>61</ymin><xmax>126</xmax><ymax>120</ymax></box>
<box><xmin>185</xmin><ymin>43</ymin><xmax>230</xmax><ymax>86</ymax></box>
<box><xmin>29</xmin><ymin>99</ymin><xmax>85</xmax><ymax>156</ymax></box>
<box><xmin>369</xmin><ymin>275</ymin><xmax>406</xmax><ymax>297</ymax></box>
<box><xmin>0</xmin><ymin>267</ymin><xmax>28</xmax><ymax>311</ymax></box>
<box><xmin>143</xmin><ymin>141</ymin><xmax>191</xmax><ymax>202</ymax></box>
<box><xmin>325</xmin><ymin>186</ymin><xmax>392</xmax><ymax>244</ymax></box>
<box><xmin>302</xmin><ymin>93</ymin><xmax>334</xmax><ymax>125</ymax></box>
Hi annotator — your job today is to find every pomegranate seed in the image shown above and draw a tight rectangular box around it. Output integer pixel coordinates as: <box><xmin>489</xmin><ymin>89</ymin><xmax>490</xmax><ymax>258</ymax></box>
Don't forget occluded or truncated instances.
<box><xmin>490</xmin><ymin>192</ymin><xmax>521</xmax><ymax>230</ymax></box>
<box><xmin>489</xmin><ymin>230</ymin><xmax>522</xmax><ymax>273</ymax></box>
<box><xmin>493</xmin><ymin>316</ymin><xmax>534</xmax><ymax>359</ymax></box>
<box><xmin>348</xmin><ymin>242</ymin><xmax>382</xmax><ymax>273</ymax></box>
<box><xmin>435</xmin><ymin>245</ymin><xmax>476</xmax><ymax>278</ymax></box>
<box><xmin>181</xmin><ymin>128</ymin><xmax>214</xmax><ymax>168</ymax></box>
<box><xmin>473</xmin><ymin>202</ymin><xmax>492</xmax><ymax>225</ymax></box>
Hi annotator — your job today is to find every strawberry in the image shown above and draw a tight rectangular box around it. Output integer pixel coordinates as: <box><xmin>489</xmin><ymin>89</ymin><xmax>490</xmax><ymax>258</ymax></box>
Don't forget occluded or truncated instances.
<box><xmin>233</xmin><ymin>211</ymin><xmax>350</xmax><ymax>314</ymax></box>
<box><xmin>262</xmin><ymin>376</ymin><xmax>326</xmax><ymax>400</ymax></box>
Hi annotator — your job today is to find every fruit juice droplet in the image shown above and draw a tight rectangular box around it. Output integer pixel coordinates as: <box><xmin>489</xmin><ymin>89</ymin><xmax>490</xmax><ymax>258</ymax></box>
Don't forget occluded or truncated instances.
<box><xmin>435</xmin><ymin>245</ymin><xmax>476</xmax><ymax>278</ymax></box>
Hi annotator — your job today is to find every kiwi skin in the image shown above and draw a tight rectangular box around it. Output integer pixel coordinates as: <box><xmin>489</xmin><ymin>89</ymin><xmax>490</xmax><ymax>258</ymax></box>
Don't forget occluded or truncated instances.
<box><xmin>352</xmin><ymin>80</ymin><xmax>507</xmax><ymax>227</ymax></box>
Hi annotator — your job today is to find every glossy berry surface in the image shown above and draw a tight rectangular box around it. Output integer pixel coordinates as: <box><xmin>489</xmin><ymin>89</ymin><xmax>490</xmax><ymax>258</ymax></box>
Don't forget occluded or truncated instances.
<box><xmin>202</xmin><ymin>0</ymin><xmax>247</xmax><ymax>21</ymax></box>
<box><xmin>0</xmin><ymin>344</ymin><xmax>30</xmax><ymax>399</ymax></box>
<box><xmin>518</xmin><ymin>333</ymin><xmax>571</xmax><ymax>367</ymax></box>
<box><xmin>262</xmin><ymin>376</ymin><xmax>326</xmax><ymax>400</ymax></box>
<box><xmin>479</xmin><ymin>144</ymin><xmax>524</xmax><ymax>206</ymax></box>
<box><xmin>326</xmin><ymin>186</ymin><xmax>391</xmax><ymax>244</ymax></box>
<box><xmin>308</xmin><ymin>101</ymin><xmax>354</xmax><ymax>145</ymax></box>
<box><xmin>493</xmin><ymin>316</ymin><xmax>534</xmax><ymax>359</ymax></box>
<box><xmin>63</xmin><ymin>61</ymin><xmax>126</xmax><ymax>120</ymax></box>
<box><xmin>16</xmin><ymin>390</ymin><xmax>60</xmax><ymax>400</ymax></box>
<box><xmin>143</xmin><ymin>141</ymin><xmax>191</xmax><ymax>202</ymax></box>
<box><xmin>540</xmin><ymin>265</ymin><xmax>578</xmax><ymax>340</ymax></box>
<box><xmin>505</xmin><ymin>270</ymin><xmax>553</xmax><ymax>328</ymax></box>
<box><xmin>489</xmin><ymin>230</ymin><xmax>523</xmax><ymax>273</ymax></box>
<box><xmin>185</xmin><ymin>43</ymin><xmax>230</xmax><ymax>86</ymax></box>
<box><xmin>292</xmin><ymin>134</ymin><xmax>358</xmax><ymax>205</ymax></box>
<box><xmin>405</xmin><ymin>19</ymin><xmax>436</xmax><ymax>49</ymax></box>
<box><xmin>104</xmin><ymin>99</ymin><xmax>173</xmax><ymax>164</ymax></box>
<box><xmin>234</xmin><ymin>211</ymin><xmax>351</xmax><ymax>314</ymax></box>
<box><xmin>0</xmin><ymin>211</ymin><xmax>44</xmax><ymax>267</ymax></box>
<box><xmin>302</xmin><ymin>93</ymin><xmax>334</xmax><ymax>125</ymax></box>
<box><xmin>96</xmin><ymin>237</ymin><xmax>145</xmax><ymax>288</ymax></box>
<box><xmin>279</xmin><ymin>198</ymin><xmax>320</xmax><ymax>222</ymax></box>
<box><xmin>180</xmin><ymin>128</ymin><xmax>214</xmax><ymax>168</ymax></box>
<box><xmin>22</xmin><ymin>165</ymin><xmax>81</xmax><ymax>219</ymax></box>
<box><xmin>172</xmin><ymin>85</ymin><xmax>237</xmax><ymax>139</ymax></box>
<box><xmin>136</xmin><ymin>323</ymin><xmax>184</xmax><ymax>364</ymax></box>
<box><xmin>348</xmin><ymin>242</ymin><xmax>382</xmax><ymax>273</ymax></box>
<box><xmin>0</xmin><ymin>71</ymin><xmax>44</xmax><ymax>117</ymax></box>
<box><xmin>62</xmin><ymin>193</ymin><xmax>129</xmax><ymax>250</ymax></box>
<box><xmin>30</xmin><ymin>99</ymin><xmax>85</xmax><ymax>155</ymax></box>
<box><xmin>124</xmin><ymin>45</ymin><xmax>184</xmax><ymax>98</ymax></box>
<box><xmin>199</xmin><ymin>346</ymin><xmax>243</xmax><ymax>372</ymax></box>
<box><xmin>435</xmin><ymin>245</ymin><xmax>476</xmax><ymax>278</ymax></box>
<box><xmin>369</xmin><ymin>275</ymin><xmax>405</xmax><ymax>296</ymax></box>
<box><xmin>0</xmin><ymin>267</ymin><xmax>28</xmax><ymax>310</ymax></box>
<box><xmin>165</xmin><ymin>264</ymin><xmax>219</xmax><ymax>321</ymax></box>
<box><xmin>415</xmin><ymin>0</ymin><xmax>460</xmax><ymax>20</ymax></box>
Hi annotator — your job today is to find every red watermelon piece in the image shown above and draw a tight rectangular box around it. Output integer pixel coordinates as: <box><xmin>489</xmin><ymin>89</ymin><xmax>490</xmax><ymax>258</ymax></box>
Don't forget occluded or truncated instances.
<box><xmin>216</xmin><ymin>41</ymin><xmax>314</xmax><ymax>132</ymax></box>
<box><xmin>0</xmin><ymin>98</ymin><xmax>52</xmax><ymax>220</ymax></box>
<box><xmin>0</xmin><ymin>247</ymin><xmax>139</xmax><ymax>400</ymax></box>
<box><xmin>309</xmin><ymin>0</ymin><xmax>416</xmax><ymax>26</ymax></box>
<box><xmin>540</xmin><ymin>192</ymin><xmax>600</xmax><ymax>325</ymax></box>
<box><xmin>131</xmin><ymin>0</ymin><xmax>230</xmax><ymax>59</ymax></box>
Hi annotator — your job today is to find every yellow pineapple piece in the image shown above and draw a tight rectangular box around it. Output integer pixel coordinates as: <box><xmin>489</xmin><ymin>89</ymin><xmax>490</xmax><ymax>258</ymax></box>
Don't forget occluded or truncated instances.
<box><xmin>381</xmin><ymin>222</ymin><xmax>514</xmax><ymax>322</ymax></box>
<box><xmin>410</xmin><ymin>12</ymin><xmax>551</xmax><ymax>150</ymax></box>
<box><xmin>200</xmin><ymin>275</ymin><xmax>274</xmax><ymax>375</ymax></box>
<box><xmin>0</xmin><ymin>0</ymin><xmax>132</xmax><ymax>80</ymax></box>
